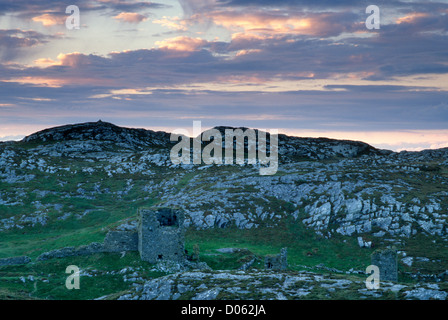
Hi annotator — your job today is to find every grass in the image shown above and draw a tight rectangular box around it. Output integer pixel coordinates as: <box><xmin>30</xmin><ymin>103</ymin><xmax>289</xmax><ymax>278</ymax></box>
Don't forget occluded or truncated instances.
<box><xmin>185</xmin><ymin>217</ymin><xmax>373</xmax><ymax>272</ymax></box>
<box><xmin>400</xmin><ymin>234</ymin><xmax>448</xmax><ymax>275</ymax></box>
<box><xmin>0</xmin><ymin>252</ymin><xmax>165</xmax><ymax>300</ymax></box>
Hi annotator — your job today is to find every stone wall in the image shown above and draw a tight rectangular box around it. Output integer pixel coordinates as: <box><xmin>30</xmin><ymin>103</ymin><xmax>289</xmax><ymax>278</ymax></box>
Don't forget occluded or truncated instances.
<box><xmin>103</xmin><ymin>230</ymin><xmax>138</xmax><ymax>252</ymax></box>
<box><xmin>36</xmin><ymin>230</ymin><xmax>139</xmax><ymax>261</ymax></box>
<box><xmin>37</xmin><ymin>242</ymin><xmax>105</xmax><ymax>261</ymax></box>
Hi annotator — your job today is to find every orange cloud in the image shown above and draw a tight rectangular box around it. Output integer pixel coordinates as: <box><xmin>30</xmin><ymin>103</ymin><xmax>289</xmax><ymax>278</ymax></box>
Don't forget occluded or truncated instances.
<box><xmin>235</xmin><ymin>49</ymin><xmax>262</xmax><ymax>57</ymax></box>
<box><xmin>153</xmin><ymin>16</ymin><xmax>187</xmax><ymax>31</ymax></box>
<box><xmin>114</xmin><ymin>12</ymin><xmax>147</xmax><ymax>23</ymax></box>
<box><xmin>32</xmin><ymin>52</ymin><xmax>92</xmax><ymax>68</ymax></box>
<box><xmin>209</xmin><ymin>12</ymin><xmax>314</xmax><ymax>35</ymax></box>
<box><xmin>55</xmin><ymin>52</ymin><xmax>94</xmax><ymax>67</ymax></box>
<box><xmin>2</xmin><ymin>77</ymin><xmax>64</xmax><ymax>88</ymax></box>
<box><xmin>396</xmin><ymin>12</ymin><xmax>429</xmax><ymax>24</ymax></box>
<box><xmin>155</xmin><ymin>36</ymin><xmax>207</xmax><ymax>52</ymax></box>
<box><xmin>32</xmin><ymin>14</ymin><xmax>65</xmax><ymax>26</ymax></box>
<box><xmin>5</xmin><ymin>52</ymin><xmax>116</xmax><ymax>87</ymax></box>
<box><xmin>34</xmin><ymin>58</ymin><xmax>60</xmax><ymax>67</ymax></box>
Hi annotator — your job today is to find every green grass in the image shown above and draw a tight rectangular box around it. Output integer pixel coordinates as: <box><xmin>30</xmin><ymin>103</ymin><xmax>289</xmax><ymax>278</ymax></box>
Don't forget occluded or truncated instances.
<box><xmin>185</xmin><ymin>217</ymin><xmax>373</xmax><ymax>272</ymax></box>
<box><xmin>0</xmin><ymin>252</ymin><xmax>166</xmax><ymax>300</ymax></box>
<box><xmin>194</xmin><ymin>248</ymin><xmax>260</xmax><ymax>270</ymax></box>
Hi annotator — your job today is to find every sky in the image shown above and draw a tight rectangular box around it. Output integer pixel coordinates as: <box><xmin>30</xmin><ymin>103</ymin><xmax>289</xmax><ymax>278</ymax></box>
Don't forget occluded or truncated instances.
<box><xmin>0</xmin><ymin>0</ymin><xmax>448</xmax><ymax>151</ymax></box>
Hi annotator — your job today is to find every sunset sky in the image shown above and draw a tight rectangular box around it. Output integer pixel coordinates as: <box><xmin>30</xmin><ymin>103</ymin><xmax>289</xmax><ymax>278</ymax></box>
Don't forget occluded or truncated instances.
<box><xmin>1</xmin><ymin>0</ymin><xmax>448</xmax><ymax>151</ymax></box>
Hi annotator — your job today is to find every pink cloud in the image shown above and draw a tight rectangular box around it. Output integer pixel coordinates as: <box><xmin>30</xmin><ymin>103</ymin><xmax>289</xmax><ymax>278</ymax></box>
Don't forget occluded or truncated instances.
<box><xmin>32</xmin><ymin>14</ymin><xmax>65</xmax><ymax>26</ymax></box>
<box><xmin>153</xmin><ymin>16</ymin><xmax>187</xmax><ymax>31</ymax></box>
<box><xmin>155</xmin><ymin>36</ymin><xmax>208</xmax><ymax>52</ymax></box>
<box><xmin>114</xmin><ymin>12</ymin><xmax>148</xmax><ymax>23</ymax></box>
<box><xmin>396</xmin><ymin>12</ymin><xmax>430</xmax><ymax>24</ymax></box>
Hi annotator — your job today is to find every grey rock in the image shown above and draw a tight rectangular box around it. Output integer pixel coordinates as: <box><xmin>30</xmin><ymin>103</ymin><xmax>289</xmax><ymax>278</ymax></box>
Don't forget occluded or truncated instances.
<box><xmin>402</xmin><ymin>257</ymin><xmax>413</xmax><ymax>267</ymax></box>
<box><xmin>0</xmin><ymin>256</ymin><xmax>31</xmax><ymax>266</ymax></box>
<box><xmin>192</xmin><ymin>288</ymin><xmax>221</xmax><ymax>300</ymax></box>
<box><xmin>404</xmin><ymin>288</ymin><xmax>448</xmax><ymax>300</ymax></box>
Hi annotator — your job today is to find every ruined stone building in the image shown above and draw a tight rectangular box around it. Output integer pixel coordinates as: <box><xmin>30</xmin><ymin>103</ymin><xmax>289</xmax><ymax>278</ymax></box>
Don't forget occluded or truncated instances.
<box><xmin>100</xmin><ymin>207</ymin><xmax>186</xmax><ymax>263</ymax></box>
<box><xmin>34</xmin><ymin>207</ymin><xmax>187</xmax><ymax>263</ymax></box>
<box><xmin>264</xmin><ymin>248</ymin><xmax>288</xmax><ymax>270</ymax></box>
<box><xmin>371</xmin><ymin>248</ymin><xmax>398</xmax><ymax>282</ymax></box>
<box><xmin>138</xmin><ymin>208</ymin><xmax>186</xmax><ymax>263</ymax></box>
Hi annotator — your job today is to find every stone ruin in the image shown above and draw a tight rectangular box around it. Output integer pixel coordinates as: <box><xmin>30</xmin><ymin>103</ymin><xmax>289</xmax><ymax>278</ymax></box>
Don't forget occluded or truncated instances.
<box><xmin>264</xmin><ymin>248</ymin><xmax>288</xmax><ymax>271</ymax></box>
<box><xmin>99</xmin><ymin>207</ymin><xmax>186</xmax><ymax>264</ymax></box>
<box><xmin>138</xmin><ymin>208</ymin><xmax>186</xmax><ymax>263</ymax></box>
<box><xmin>31</xmin><ymin>207</ymin><xmax>186</xmax><ymax>264</ymax></box>
<box><xmin>371</xmin><ymin>248</ymin><xmax>398</xmax><ymax>282</ymax></box>
<box><xmin>102</xmin><ymin>230</ymin><xmax>138</xmax><ymax>253</ymax></box>
<box><xmin>17</xmin><ymin>208</ymin><xmax>290</xmax><ymax>274</ymax></box>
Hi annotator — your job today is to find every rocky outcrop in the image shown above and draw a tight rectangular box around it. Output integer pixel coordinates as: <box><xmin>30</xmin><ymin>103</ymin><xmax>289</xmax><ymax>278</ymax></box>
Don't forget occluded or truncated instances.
<box><xmin>116</xmin><ymin>270</ymin><xmax>448</xmax><ymax>300</ymax></box>
<box><xmin>0</xmin><ymin>255</ymin><xmax>31</xmax><ymax>266</ymax></box>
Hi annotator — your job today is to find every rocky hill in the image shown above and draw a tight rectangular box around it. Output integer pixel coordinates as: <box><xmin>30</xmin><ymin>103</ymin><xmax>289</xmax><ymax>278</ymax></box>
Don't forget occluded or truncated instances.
<box><xmin>0</xmin><ymin>121</ymin><xmax>447</xmax><ymax>300</ymax></box>
<box><xmin>22</xmin><ymin>120</ymin><xmax>171</xmax><ymax>149</ymax></box>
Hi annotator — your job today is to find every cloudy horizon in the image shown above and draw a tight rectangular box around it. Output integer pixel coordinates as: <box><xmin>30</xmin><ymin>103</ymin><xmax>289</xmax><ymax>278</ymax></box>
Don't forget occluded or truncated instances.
<box><xmin>1</xmin><ymin>0</ymin><xmax>448</xmax><ymax>151</ymax></box>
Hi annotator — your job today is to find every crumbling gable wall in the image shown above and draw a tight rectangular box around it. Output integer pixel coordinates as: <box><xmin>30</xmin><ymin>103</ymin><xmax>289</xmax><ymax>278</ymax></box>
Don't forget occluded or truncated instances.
<box><xmin>138</xmin><ymin>208</ymin><xmax>186</xmax><ymax>263</ymax></box>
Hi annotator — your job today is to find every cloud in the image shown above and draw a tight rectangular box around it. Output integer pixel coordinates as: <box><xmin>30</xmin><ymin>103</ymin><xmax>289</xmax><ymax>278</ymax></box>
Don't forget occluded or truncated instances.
<box><xmin>177</xmin><ymin>0</ymin><xmax>448</xmax><ymax>41</ymax></box>
<box><xmin>114</xmin><ymin>12</ymin><xmax>148</xmax><ymax>23</ymax></box>
<box><xmin>34</xmin><ymin>58</ymin><xmax>60</xmax><ymax>67</ymax></box>
<box><xmin>280</xmin><ymin>129</ymin><xmax>448</xmax><ymax>152</ymax></box>
<box><xmin>178</xmin><ymin>0</ymin><xmax>217</xmax><ymax>16</ymax></box>
<box><xmin>323</xmin><ymin>85</ymin><xmax>440</xmax><ymax>93</ymax></box>
<box><xmin>177</xmin><ymin>3</ymin><xmax>363</xmax><ymax>38</ymax></box>
<box><xmin>217</xmin><ymin>0</ymin><xmax>445</xmax><ymax>12</ymax></box>
<box><xmin>0</xmin><ymin>29</ymin><xmax>58</xmax><ymax>61</ymax></box>
<box><xmin>155</xmin><ymin>36</ymin><xmax>209</xmax><ymax>51</ymax></box>
<box><xmin>0</xmin><ymin>29</ymin><xmax>48</xmax><ymax>47</ymax></box>
<box><xmin>0</xmin><ymin>0</ymin><xmax>168</xmax><ymax>21</ymax></box>
<box><xmin>32</xmin><ymin>13</ymin><xmax>66</xmax><ymax>26</ymax></box>
<box><xmin>97</xmin><ymin>0</ymin><xmax>168</xmax><ymax>13</ymax></box>
<box><xmin>210</xmin><ymin>10</ymin><xmax>361</xmax><ymax>37</ymax></box>
<box><xmin>217</xmin><ymin>0</ymin><xmax>381</xmax><ymax>7</ymax></box>
<box><xmin>153</xmin><ymin>16</ymin><xmax>188</xmax><ymax>31</ymax></box>
<box><xmin>396</xmin><ymin>12</ymin><xmax>430</xmax><ymax>24</ymax></box>
<box><xmin>2</xmin><ymin>22</ymin><xmax>448</xmax><ymax>92</ymax></box>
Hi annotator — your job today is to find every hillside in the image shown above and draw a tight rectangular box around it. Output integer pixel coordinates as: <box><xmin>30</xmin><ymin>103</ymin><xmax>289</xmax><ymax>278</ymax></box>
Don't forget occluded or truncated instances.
<box><xmin>0</xmin><ymin>121</ymin><xmax>447</xmax><ymax>300</ymax></box>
